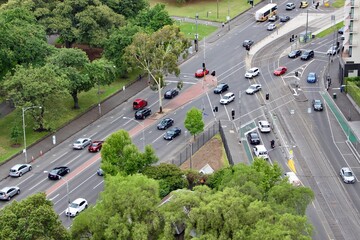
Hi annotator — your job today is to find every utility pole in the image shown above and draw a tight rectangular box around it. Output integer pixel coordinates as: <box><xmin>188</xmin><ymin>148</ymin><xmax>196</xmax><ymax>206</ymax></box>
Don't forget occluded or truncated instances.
<box><xmin>195</xmin><ymin>13</ymin><xmax>199</xmax><ymax>52</ymax></box>
<box><xmin>217</xmin><ymin>0</ymin><xmax>219</xmax><ymax>19</ymax></box>
<box><xmin>305</xmin><ymin>10</ymin><xmax>309</xmax><ymax>43</ymax></box>
<box><xmin>227</xmin><ymin>0</ymin><xmax>230</xmax><ymax>31</ymax></box>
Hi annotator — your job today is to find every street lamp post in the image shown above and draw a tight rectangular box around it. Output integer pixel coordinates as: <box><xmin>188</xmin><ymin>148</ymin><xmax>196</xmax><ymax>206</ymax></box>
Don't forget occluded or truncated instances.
<box><xmin>195</xmin><ymin>13</ymin><xmax>199</xmax><ymax>52</ymax></box>
<box><xmin>123</xmin><ymin>117</ymin><xmax>145</xmax><ymax>150</ymax></box>
<box><xmin>98</xmin><ymin>80</ymin><xmax>102</xmax><ymax>116</ymax></box>
<box><xmin>22</xmin><ymin>106</ymin><xmax>42</xmax><ymax>163</ymax></box>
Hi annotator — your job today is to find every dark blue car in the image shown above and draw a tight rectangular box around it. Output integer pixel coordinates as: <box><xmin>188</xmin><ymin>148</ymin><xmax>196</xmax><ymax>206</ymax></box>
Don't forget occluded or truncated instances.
<box><xmin>307</xmin><ymin>72</ymin><xmax>317</xmax><ymax>83</ymax></box>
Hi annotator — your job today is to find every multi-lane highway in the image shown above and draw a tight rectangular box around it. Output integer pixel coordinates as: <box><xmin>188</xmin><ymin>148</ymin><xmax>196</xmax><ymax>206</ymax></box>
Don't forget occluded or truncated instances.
<box><xmin>1</xmin><ymin>1</ymin><xmax>360</xmax><ymax>238</ymax></box>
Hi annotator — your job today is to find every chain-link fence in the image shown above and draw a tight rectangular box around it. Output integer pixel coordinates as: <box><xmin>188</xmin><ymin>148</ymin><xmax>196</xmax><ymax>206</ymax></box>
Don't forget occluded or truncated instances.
<box><xmin>218</xmin><ymin>120</ymin><xmax>234</xmax><ymax>165</ymax></box>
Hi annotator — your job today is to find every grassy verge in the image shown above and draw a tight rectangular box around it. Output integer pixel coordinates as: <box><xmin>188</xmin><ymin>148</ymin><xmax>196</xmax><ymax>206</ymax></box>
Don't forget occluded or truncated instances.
<box><xmin>175</xmin><ymin>21</ymin><xmax>217</xmax><ymax>41</ymax></box>
<box><xmin>332</xmin><ymin>0</ymin><xmax>345</xmax><ymax>8</ymax></box>
<box><xmin>346</xmin><ymin>80</ymin><xmax>360</xmax><ymax>107</ymax></box>
<box><xmin>316</xmin><ymin>21</ymin><xmax>344</xmax><ymax>38</ymax></box>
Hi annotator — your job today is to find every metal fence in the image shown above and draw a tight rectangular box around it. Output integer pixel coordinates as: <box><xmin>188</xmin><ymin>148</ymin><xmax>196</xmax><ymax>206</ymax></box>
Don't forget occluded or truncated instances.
<box><xmin>171</xmin><ymin>122</ymin><xmax>219</xmax><ymax>167</ymax></box>
<box><xmin>218</xmin><ymin>120</ymin><xmax>234</xmax><ymax>166</ymax></box>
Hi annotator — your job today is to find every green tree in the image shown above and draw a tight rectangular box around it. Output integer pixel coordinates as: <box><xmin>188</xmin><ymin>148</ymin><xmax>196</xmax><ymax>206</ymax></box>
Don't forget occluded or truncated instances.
<box><xmin>101</xmin><ymin>129</ymin><xmax>158</xmax><ymax>176</ymax></box>
<box><xmin>124</xmin><ymin>25</ymin><xmax>190</xmax><ymax>113</ymax></box>
<box><xmin>0</xmin><ymin>192</ymin><xmax>70</xmax><ymax>240</ymax></box>
<box><xmin>143</xmin><ymin>163</ymin><xmax>188</xmax><ymax>198</ymax></box>
<box><xmin>2</xmin><ymin>64</ymin><xmax>69</xmax><ymax>131</ymax></box>
<box><xmin>10</xmin><ymin>124</ymin><xmax>22</xmax><ymax>145</ymax></box>
<box><xmin>134</xmin><ymin>4</ymin><xmax>173</xmax><ymax>32</ymax></box>
<box><xmin>184</xmin><ymin>107</ymin><xmax>205</xmax><ymax>140</ymax></box>
<box><xmin>101</xmin><ymin>0</ymin><xmax>149</xmax><ymax>19</ymax></box>
<box><xmin>47</xmin><ymin>48</ymin><xmax>91</xmax><ymax>109</ymax></box>
<box><xmin>71</xmin><ymin>174</ymin><xmax>163</xmax><ymax>239</ymax></box>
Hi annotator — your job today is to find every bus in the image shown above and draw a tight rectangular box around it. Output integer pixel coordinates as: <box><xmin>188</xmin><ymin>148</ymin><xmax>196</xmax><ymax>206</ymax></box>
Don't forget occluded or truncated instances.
<box><xmin>255</xmin><ymin>3</ymin><xmax>277</xmax><ymax>22</ymax></box>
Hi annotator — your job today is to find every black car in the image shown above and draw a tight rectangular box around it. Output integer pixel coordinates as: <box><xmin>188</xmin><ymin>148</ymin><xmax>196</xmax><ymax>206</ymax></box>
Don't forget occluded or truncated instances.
<box><xmin>242</xmin><ymin>40</ymin><xmax>254</xmax><ymax>47</ymax></box>
<box><xmin>300</xmin><ymin>50</ymin><xmax>314</xmax><ymax>60</ymax></box>
<box><xmin>163</xmin><ymin>127</ymin><xmax>181</xmax><ymax>140</ymax></box>
<box><xmin>312</xmin><ymin>99</ymin><xmax>323</xmax><ymax>111</ymax></box>
<box><xmin>157</xmin><ymin>118</ymin><xmax>174</xmax><ymax>130</ymax></box>
<box><xmin>135</xmin><ymin>108</ymin><xmax>152</xmax><ymax>120</ymax></box>
<box><xmin>164</xmin><ymin>89</ymin><xmax>179</xmax><ymax>99</ymax></box>
<box><xmin>48</xmin><ymin>166</ymin><xmax>70</xmax><ymax>180</ymax></box>
<box><xmin>280</xmin><ymin>16</ymin><xmax>290</xmax><ymax>22</ymax></box>
<box><xmin>288</xmin><ymin>50</ymin><xmax>302</xmax><ymax>58</ymax></box>
<box><xmin>247</xmin><ymin>131</ymin><xmax>261</xmax><ymax>145</ymax></box>
<box><xmin>213</xmin><ymin>83</ymin><xmax>229</xmax><ymax>94</ymax></box>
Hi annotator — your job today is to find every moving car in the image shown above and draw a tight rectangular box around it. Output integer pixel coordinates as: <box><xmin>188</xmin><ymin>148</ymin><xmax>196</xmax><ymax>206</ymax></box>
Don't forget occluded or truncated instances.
<box><xmin>267</xmin><ymin>23</ymin><xmax>276</xmax><ymax>31</ymax></box>
<box><xmin>133</xmin><ymin>98</ymin><xmax>148</xmax><ymax>110</ymax></box>
<box><xmin>220</xmin><ymin>92</ymin><xmax>235</xmax><ymax>105</ymax></box>
<box><xmin>307</xmin><ymin>72</ymin><xmax>317</xmax><ymax>83</ymax></box>
<box><xmin>73</xmin><ymin>138</ymin><xmax>92</xmax><ymax>150</ymax></box>
<box><xmin>195</xmin><ymin>69</ymin><xmax>209</xmax><ymax>78</ymax></box>
<box><xmin>285</xmin><ymin>172</ymin><xmax>301</xmax><ymax>186</ymax></box>
<box><xmin>245</xmin><ymin>84</ymin><xmax>262</xmax><ymax>94</ymax></box>
<box><xmin>245</xmin><ymin>67</ymin><xmax>260</xmax><ymax>78</ymax></box>
<box><xmin>340</xmin><ymin>167</ymin><xmax>356</xmax><ymax>184</ymax></box>
<box><xmin>135</xmin><ymin>108</ymin><xmax>152</xmax><ymax>120</ymax></box>
<box><xmin>338</xmin><ymin>26</ymin><xmax>345</xmax><ymax>34</ymax></box>
<box><xmin>213</xmin><ymin>83</ymin><xmax>229</xmax><ymax>94</ymax></box>
<box><xmin>268</xmin><ymin>15</ymin><xmax>278</xmax><ymax>22</ymax></box>
<box><xmin>88</xmin><ymin>141</ymin><xmax>104</xmax><ymax>152</ymax></box>
<box><xmin>247</xmin><ymin>131</ymin><xmax>261</xmax><ymax>145</ymax></box>
<box><xmin>9</xmin><ymin>164</ymin><xmax>32</xmax><ymax>177</ymax></box>
<box><xmin>164</xmin><ymin>89</ymin><xmax>179</xmax><ymax>99</ymax></box>
<box><xmin>163</xmin><ymin>127</ymin><xmax>181</xmax><ymax>140</ymax></box>
<box><xmin>300</xmin><ymin>50</ymin><xmax>314</xmax><ymax>60</ymax></box>
<box><xmin>157</xmin><ymin>118</ymin><xmax>174</xmax><ymax>130</ymax></box>
<box><xmin>288</xmin><ymin>49</ymin><xmax>302</xmax><ymax>58</ymax></box>
<box><xmin>300</xmin><ymin>1</ymin><xmax>309</xmax><ymax>8</ymax></box>
<box><xmin>253</xmin><ymin>145</ymin><xmax>269</xmax><ymax>160</ymax></box>
<box><xmin>280</xmin><ymin>16</ymin><xmax>290</xmax><ymax>22</ymax></box>
<box><xmin>0</xmin><ymin>186</ymin><xmax>20</xmax><ymax>201</ymax></box>
<box><xmin>97</xmin><ymin>168</ymin><xmax>104</xmax><ymax>176</ymax></box>
<box><xmin>243</xmin><ymin>40</ymin><xmax>254</xmax><ymax>47</ymax></box>
<box><xmin>48</xmin><ymin>166</ymin><xmax>70</xmax><ymax>180</ymax></box>
<box><xmin>327</xmin><ymin>45</ymin><xmax>340</xmax><ymax>55</ymax></box>
<box><xmin>273</xmin><ymin>66</ymin><xmax>287</xmax><ymax>76</ymax></box>
<box><xmin>286</xmin><ymin>2</ymin><xmax>295</xmax><ymax>10</ymax></box>
<box><xmin>65</xmin><ymin>198</ymin><xmax>88</xmax><ymax>217</ymax></box>
<box><xmin>258</xmin><ymin>120</ymin><xmax>271</xmax><ymax>133</ymax></box>
<box><xmin>312</xmin><ymin>99</ymin><xmax>323</xmax><ymax>111</ymax></box>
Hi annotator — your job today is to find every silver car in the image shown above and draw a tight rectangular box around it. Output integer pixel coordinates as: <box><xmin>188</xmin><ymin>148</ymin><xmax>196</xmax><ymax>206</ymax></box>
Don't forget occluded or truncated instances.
<box><xmin>73</xmin><ymin>138</ymin><xmax>92</xmax><ymax>149</ymax></box>
<box><xmin>0</xmin><ymin>186</ymin><xmax>20</xmax><ymax>201</ymax></box>
<box><xmin>9</xmin><ymin>164</ymin><xmax>32</xmax><ymax>177</ymax></box>
<box><xmin>340</xmin><ymin>167</ymin><xmax>356</xmax><ymax>184</ymax></box>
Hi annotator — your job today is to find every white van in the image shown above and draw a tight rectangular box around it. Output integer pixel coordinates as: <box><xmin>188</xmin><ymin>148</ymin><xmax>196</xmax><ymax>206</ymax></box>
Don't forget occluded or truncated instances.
<box><xmin>253</xmin><ymin>145</ymin><xmax>269</xmax><ymax>160</ymax></box>
<box><xmin>285</xmin><ymin>172</ymin><xmax>301</xmax><ymax>186</ymax></box>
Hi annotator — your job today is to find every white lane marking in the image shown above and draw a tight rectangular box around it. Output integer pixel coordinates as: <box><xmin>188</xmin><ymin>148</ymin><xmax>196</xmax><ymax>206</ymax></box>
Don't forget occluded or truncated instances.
<box><xmin>51</xmin><ymin>152</ymin><xmax>68</xmax><ymax>164</ymax></box>
<box><xmin>65</xmin><ymin>154</ymin><xmax>81</xmax><ymax>166</ymax></box>
<box><xmin>93</xmin><ymin>180</ymin><xmax>104</xmax><ymax>189</ymax></box>
<box><xmin>110</xmin><ymin>113</ymin><xmax>124</xmax><ymax>124</ymax></box>
<box><xmin>28</xmin><ymin>177</ymin><xmax>48</xmax><ymax>191</ymax></box>
<box><xmin>49</xmin><ymin>194</ymin><xmax>59</xmax><ymax>201</ymax></box>
<box><xmin>18</xmin><ymin>175</ymin><xmax>33</xmax><ymax>186</ymax></box>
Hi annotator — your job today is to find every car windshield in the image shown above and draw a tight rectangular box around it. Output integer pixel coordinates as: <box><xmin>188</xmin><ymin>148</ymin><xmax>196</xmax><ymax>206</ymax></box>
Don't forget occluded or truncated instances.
<box><xmin>74</xmin><ymin>140</ymin><xmax>81</xmax><ymax>144</ymax></box>
<box><xmin>91</xmin><ymin>143</ymin><xmax>99</xmax><ymax>146</ymax></box>
<box><xmin>344</xmin><ymin>171</ymin><xmax>353</xmax><ymax>177</ymax></box>
<box><xmin>224</xmin><ymin>95</ymin><xmax>231</xmax><ymax>99</ymax></box>
<box><xmin>249</xmin><ymin>86</ymin><xmax>256</xmax><ymax>90</ymax></box>
<box><xmin>261</xmin><ymin>123</ymin><xmax>270</xmax><ymax>128</ymax></box>
<box><xmin>70</xmin><ymin>203</ymin><xmax>79</xmax><ymax>208</ymax></box>
<box><xmin>309</xmin><ymin>73</ymin><xmax>315</xmax><ymax>78</ymax></box>
<box><xmin>167</xmin><ymin>130</ymin><xmax>175</xmax><ymax>135</ymax></box>
<box><xmin>50</xmin><ymin>169</ymin><xmax>59</xmax><ymax>174</ymax></box>
<box><xmin>314</xmin><ymin>100</ymin><xmax>321</xmax><ymax>105</ymax></box>
<box><xmin>160</xmin><ymin>119</ymin><xmax>167</xmax><ymax>124</ymax></box>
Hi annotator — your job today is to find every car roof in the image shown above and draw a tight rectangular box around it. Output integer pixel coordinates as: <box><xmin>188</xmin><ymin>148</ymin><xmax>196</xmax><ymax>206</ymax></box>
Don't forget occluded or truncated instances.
<box><xmin>11</xmin><ymin>164</ymin><xmax>24</xmax><ymax>169</ymax></box>
<box><xmin>249</xmin><ymin>67</ymin><xmax>258</xmax><ymax>71</ymax></box>
<box><xmin>250</xmin><ymin>84</ymin><xmax>260</xmax><ymax>87</ymax></box>
<box><xmin>342</xmin><ymin>167</ymin><xmax>352</xmax><ymax>172</ymax></box>
<box><xmin>76</xmin><ymin>138</ymin><xmax>89</xmax><ymax>141</ymax></box>
<box><xmin>0</xmin><ymin>186</ymin><xmax>15</xmax><ymax>192</ymax></box>
<box><xmin>255</xmin><ymin>145</ymin><xmax>267</xmax><ymax>151</ymax></box>
<box><xmin>224</xmin><ymin>92</ymin><xmax>234</xmax><ymax>96</ymax></box>
<box><xmin>259</xmin><ymin>120</ymin><xmax>269</xmax><ymax>124</ymax></box>
<box><xmin>73</xmin><ymin>198</ymin><xmax>86</xmax><ymax>204</ymax></box>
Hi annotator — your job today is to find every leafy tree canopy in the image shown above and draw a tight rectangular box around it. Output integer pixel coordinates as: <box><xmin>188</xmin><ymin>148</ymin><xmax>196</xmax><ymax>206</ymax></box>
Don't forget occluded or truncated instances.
<box><xmin>100</xmin><ymin>0</ymin><xmax>149</xmax><ymax>19</ymax></box>
<box><xmin>184</xmin><ymin>107</ymin><xmax>205</xmax><ymax>138</ymax></box>
<box><xmin>134</xmin><ymin>3</ymin><xmax>173</xmax><ymax>32</ymax></box>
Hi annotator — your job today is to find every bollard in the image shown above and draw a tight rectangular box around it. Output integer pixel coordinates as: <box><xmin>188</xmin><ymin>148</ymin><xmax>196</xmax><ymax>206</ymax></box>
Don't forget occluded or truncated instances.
<box><xmin>333</xmin><ymin>93</ymin><xmax>337</xmax><ymax>99</ymax></box>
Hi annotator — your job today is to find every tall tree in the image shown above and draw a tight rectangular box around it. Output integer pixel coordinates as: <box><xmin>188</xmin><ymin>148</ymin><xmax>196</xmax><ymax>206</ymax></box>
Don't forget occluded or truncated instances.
<box><xmin>101</xmin><ymin>0</ymin><xmax>149</xmax><ymax>19</ymax></box>
<box><xmin>184</xmin><ymin>107</ymin><xmax>205</xmax><ymax>140</ymax></box>
<box><xmin>85</xmin><ymin>58</ymin><xmax>117</xmax><ymax>95</ymax></box>
<box><xmin>134</xmin><ymin>3</ymin><xmax>173</xmax><ymax>32</ymax></box>
<box><xmin>124</xmin><ymin>25</ymin><xmax>190</xmax><ymax>113</ymax></box>
<box><xmin>2</xmin><ymin>64</ymin><xmax>69</xmax><ymax>131</ymax></box>
<box><xmin>47</xmin><ymin>48</ymin><xmax>91</xmax><ymax>109</ymax></box>
<box><xmin>101</xmin><ymin>129</ymin><xmax>158</xmax><ymax>176</ymax></box>
<box><xmin>71</xmin><ymin>174</ymin><xmax>163</xmax><ymax>239</ymax></box>
<box><xmin>0</xmin><ymin>193</ymin><xmax>70</xmax><ymax>240</ymax></box>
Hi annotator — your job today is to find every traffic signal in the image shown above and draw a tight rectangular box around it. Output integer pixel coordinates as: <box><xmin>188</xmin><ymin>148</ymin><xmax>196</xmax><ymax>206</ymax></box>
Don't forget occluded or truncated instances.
<box><xmin>231</xmin><ymin>109</ymin><xmax>235</xmax><ymax>119</ymax></box>
<box><xmin>202</xmin><ymin>63</ymin><xmax>206</xmax><ymax>71</ymax></box>
<box><xmin>265</xmin><ymin>93</ymin><xmax>269</xmax><ymax>100</ymax></box>
<box><xmin>295</xmin><ymin>71</ymin><xmax>299</xmax><ymax>77</ymax></box>
<box><xmin>213</xmin><ymin>106</ymin><xmax>218</xmax><ymax>112</ymax></box>
<box><xmin>337</xmin><ymin>41</ymin><xmax>340</xmax><ymax>48</ymax></box>
<box><xmin>290</xmin><ymin>38</ymin><xmax>293</xmax><ymax>42</ymax></box>
<box><xmin>211</xmin><ymin>71</ymin><xmax>216</xmax><ymax>76</ymax></box>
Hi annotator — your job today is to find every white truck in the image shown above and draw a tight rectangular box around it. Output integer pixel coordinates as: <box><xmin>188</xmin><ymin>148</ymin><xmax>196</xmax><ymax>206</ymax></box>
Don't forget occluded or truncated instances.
<box><xmin>285</xmin><ymin>172</ymin><xmax>301</xmax><ymax>187</ymax></box>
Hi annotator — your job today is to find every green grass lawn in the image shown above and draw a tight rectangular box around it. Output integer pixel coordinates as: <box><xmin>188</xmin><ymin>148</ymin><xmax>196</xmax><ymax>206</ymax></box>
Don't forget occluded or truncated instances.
<box><xmin>316</xmin><ymin>21</ymin><xmax>344</xmax><ymax>38</ymax></box>
<box><xmin>175</xmin><ymin>21</ymin><xmax>217</xmax><ymax>41</ymax></box>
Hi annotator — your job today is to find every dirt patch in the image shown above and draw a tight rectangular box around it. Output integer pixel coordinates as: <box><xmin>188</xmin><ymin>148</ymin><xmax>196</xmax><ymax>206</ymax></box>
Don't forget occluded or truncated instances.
<box><xmin>180</xmin><ymin>137</ymin><xmax>225</xmax><ymax>172</ymax></box>
<box><xmin>55</xmin><ymin>43</ymin><xmax>103</xmax><ymax>61</ymax></box>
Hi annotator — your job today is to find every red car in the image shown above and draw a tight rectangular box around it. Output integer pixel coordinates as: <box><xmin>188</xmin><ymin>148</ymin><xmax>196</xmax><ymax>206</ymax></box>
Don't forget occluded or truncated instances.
<box><xmin>88</xmin><ymin>141</ymin><xmax>104</xmax><ymax>152</ymax></box>
<box><xmin>133</xmin><ymin>98</ymin><xmax>147</xmax><ymax>110</ymax></box>
<box><xmin>195</xmin><ymin>69</ymin><xmax>210</xmax><ymax>78</ymax></box>
<box><xmin>273</xmin><ymin>66</ymin><xmax>287</xmax><ymax>76</ymax></box>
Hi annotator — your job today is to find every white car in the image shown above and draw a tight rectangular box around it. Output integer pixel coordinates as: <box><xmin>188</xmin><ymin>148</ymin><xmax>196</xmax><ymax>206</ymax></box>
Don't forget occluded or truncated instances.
<box><xmin>253</xmin><ymin>145</ymin><xmax>269</xmax><ymax>160</ymax></box>
<box><xmin>73</xmin><ymin>138</ymin><xmax>92</xmax><ymax>149</ymax></box>
<box><xmin>327</xmin><ymin>46</ymin><xmax>339</xmax><ymax>55</ymax></box>
<box><xmin>65</xmin><ymin>198</ymin><xmax>88</xmax><ymax>217</ymax></box>
<box><xmin>245</xmin><ymin>67</ymin><xmax>260</xmax><ymax>78</ymax></box>
<box><xmin>258</xmin><ymin>120</ymin><xmax>271</xmax><ymax>133</ymax></box>
<box><xmin>246</xmin><ymin>84</ymin><xmax>262</xmax><ymax>94</ymax></box>
<box><xmin>267</xmin><ymin>23</ymin><xmax>276</xmax><ymax>31</ymax></box>
<box><xmin>340</xmin><ymin>167</ymin><xmax>356</xmax><ymax>184</ymax></box>
<box><xmin>285</xmin><ymin>2</ymin><xmax>296</xmax><ymax>10</ymax></box>
<box><xmin>220</xmin><ymin>92</ymin><xmax>235</xmax><ymax>105</ymax></box>
<box><xmin>9</xmin><ymin>164</ymin><xmax>32</xmax><ymax>177</ymax></box>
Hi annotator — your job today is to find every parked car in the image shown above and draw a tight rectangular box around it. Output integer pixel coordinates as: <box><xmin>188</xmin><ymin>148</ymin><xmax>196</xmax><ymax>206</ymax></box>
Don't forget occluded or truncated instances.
<box><xmin>243</xmin><ymin>40</ymin><xmax>254</xmax><ymax>47</ymax></box>
<box><xmin>253</xmin><ymin>145</ymin><xmax>269</xmax><ymax>160</ymax></box>
<box><xmin>195</xmin><ymin>69</ymin><xmax>209</xmax><ymax>78</ymax></box>
<box><xmin>245</xmin><ymin>67</ymin><xmax>260</xmax><ymax>78</ymax></box>
<box><xmin>307</xmin><ymin>72</ymin><xmax>317</xmax><ymax>83</ymax></box>
<box><xmin>164</xmin><ymin>89</ymin><xmax>179</xmax><ymax>99</ymax></box>
<box><xmin>0</xmin><ymin>186</ymin><xmax>20</xmax><ymax>201</ymax></box>
<box><xmin>312</xmin><ymin>99</ymin><xmax>323</xmax><ymax>111</ymax></box>
<box><xmin>9</xmin><ymin>164</ymin><xmax>32</xmax><ymax>177</ymax></box>
<box><xmin>258</xmin><ymin>120</ymin><xmax>271</xmax><ymax>133</ymax></box>
<box><xmin>300</xmin><ymin>1</ymin><xmax>309</xmax><ymax>8</ymax></box>
<box><xmin>247</xmin><ymin>131</ymin><xmax>261</xmax><ymax>145</ymax></box>
<box><xmin>133</xmin><ymin>98</ymin><xmax>148</xmax><ymax>110</ymax></box>
<box><xmin>286</xmin><ymin>2</ymin><xmax>296</xmax><ymax>10</ymax></box>
<box><xmin>73</xmin><ymin>138</ymin><xmax>92</xmax><ymax>150</ymax></box>
<box><xmin>280</xmin><ymin>16</ymin><xmax>290</xmax><ymax>22</ymax></box>
<box><xmin>273</xmin><ymin>66</ymin><xmax>287</xmax><ymax>76</ymax></box>
<box><xmin>340</xmin><ymin>167</ymin><xmax>356</xmax><ymax>183</ymax></box>
<box><xmin>327</xmin><ymin>45</ymin><xmax>340</xmax><ymax>55</ymax></box>
<box><xmin>338</xmin><ymin>26</ymin><xmax>345</xmax><ymax>34</ymax></box>
<box><xmin>97</xmin><ymin>168</ymin><xmax>104</xmax><ymax>176</ymax></box>
<box><xmin>268</xmin><ymin>15</ymin><xmax>278</xmax><ymax>22</ymax></box>
<box><xmin>288</xmin><ymin>49</ymin><xmax>302</xmax><ymax>58</ymax></box>
<box><xmin>220</xmin><ymin>92</ymin><xmax>235</xmax><ymax>105</ymax></box>
<box><xmin>267</xmin><ymin>23</ymin><xmax>276</xmax><ymax>31</ymax></box>
<box><xmin>88</xmin><ymin>141</ymin><xmax>104</xmax><ymax>152</ymax></box>
<box><xmin>48</xmin><ymin>166</ymin><xmax>70</xmax><ymax>180</ymax></box>
<box><xmin>213</xmin><ymin>83</ymin><xmax>229</xmax><ymax>94</ymax></box>
<box><xmin>163</xmin><ymin>127</ymin><xmax>181</xmax><ymax>140</ymax></box>
<box><xmin>65</xmin><ymin>198</ymin><xmax>88</xmax><ymax>217</ymax></box>
<box><xmin>246</xmin><ymin>84</ymin><xmax>262</xmax><ymax>94</ymax></box>
<box><xmin>157</xmin><ymin>118</ymin><xmax>174</xmax><ymax>130</ymax></box>
<box><xmin>300</xmin><ymin>50</ymin><xmax>314</xmax><ymax>60</ymax></box>
<box><xmin>135</xmin><ymin>108</ymin><xmax>152</xmax><ymax>120</ymax></box>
